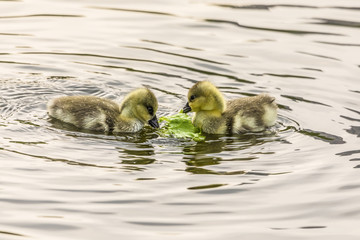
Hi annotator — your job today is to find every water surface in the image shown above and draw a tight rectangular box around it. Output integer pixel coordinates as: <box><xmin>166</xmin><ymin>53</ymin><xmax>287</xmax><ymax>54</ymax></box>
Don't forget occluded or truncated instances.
<box><xmin>1</xmin><ymin>0</ymin><xmax>360</xmax><ymax>239</ymax></box>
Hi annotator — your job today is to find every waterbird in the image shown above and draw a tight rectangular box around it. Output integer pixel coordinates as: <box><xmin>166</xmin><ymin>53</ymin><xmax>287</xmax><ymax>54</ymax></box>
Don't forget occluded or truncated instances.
<box><xmin>47</xmin><ymin>88</ymin><xmax>159</xmax><ymax>133</ymax></box>
<box><xmin>183</xmin><ymin>81</ymin><xmax>277</xmax><ymax>134</ymax></box>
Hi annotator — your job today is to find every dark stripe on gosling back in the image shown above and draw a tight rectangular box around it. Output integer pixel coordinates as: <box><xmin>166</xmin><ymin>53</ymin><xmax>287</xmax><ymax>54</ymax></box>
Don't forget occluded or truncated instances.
<box><xmin>255</xmin><ymin>116</ymin><xmax>264</xmax><ymax>128</ymax></box>
<box><xmin>106</xmin><ymin>116</ymin><xmax>115</xmax><ymax>132</ymax></box>
<box><xmin>226</xmin><ymin>117</ymin><xmax>234</xmax><ymax>135</ymax></box>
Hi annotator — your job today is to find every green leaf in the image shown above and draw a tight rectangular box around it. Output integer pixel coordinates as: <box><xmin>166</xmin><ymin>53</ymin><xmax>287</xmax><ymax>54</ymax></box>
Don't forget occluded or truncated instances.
<box><xmin>159</xmin><ymin>112</ymin><xmax>205</xmax><ymax>142</ymax></box>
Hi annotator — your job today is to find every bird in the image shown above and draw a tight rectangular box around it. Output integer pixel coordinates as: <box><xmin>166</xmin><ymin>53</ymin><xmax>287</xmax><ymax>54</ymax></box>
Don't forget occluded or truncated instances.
<box><xmin>47</xmin><ymin>88</ymin><xmax>159</xmax><ymax>133</ymax></box>
<box><xmin>182</xmin><ymin>81</ymin><xmax>277</xmax><ymax>134</ymax></box>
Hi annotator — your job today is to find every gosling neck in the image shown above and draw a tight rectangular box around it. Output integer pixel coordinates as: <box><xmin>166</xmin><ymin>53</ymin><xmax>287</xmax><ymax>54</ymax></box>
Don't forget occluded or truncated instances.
<box><xmin>118</xmin><ymin>103</ymin><xmax>145</xmax><ymax>125</ymax></box>
<box><xmin>210</xmin><ymin>90</ymin><xmax>226</xmax><ymax>114</ymax></box>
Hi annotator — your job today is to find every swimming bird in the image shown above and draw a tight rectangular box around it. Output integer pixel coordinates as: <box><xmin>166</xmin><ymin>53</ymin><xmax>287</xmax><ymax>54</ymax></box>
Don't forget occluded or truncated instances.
<box><xmin>47</xmin><ymin>88</ymin><xmax>159</xmax><ymax>133</ymax></box>
<box><xmin>183</xmin><ymin>81</ymin><xmax>277</xmax><ymax>134</ymax></box>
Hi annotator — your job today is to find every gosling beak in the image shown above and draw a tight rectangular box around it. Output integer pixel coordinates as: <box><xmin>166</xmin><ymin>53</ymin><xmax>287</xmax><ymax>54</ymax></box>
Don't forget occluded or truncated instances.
<box><xmin>148</xmin><ymin>115</ymin><xmax>159</xmax><ymax>128</ymax></box>
<box><xmin>183</xmin><ymin>102</ymin><xmax>192</xmax><ymax>113</ymax></box>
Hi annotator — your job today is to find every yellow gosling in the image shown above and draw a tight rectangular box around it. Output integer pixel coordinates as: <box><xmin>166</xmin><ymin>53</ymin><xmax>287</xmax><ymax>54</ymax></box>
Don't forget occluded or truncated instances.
<box><xmin>183</xmin><ymin>81</ymin><xmax>277</xmax><ymax>134</ymax></box>
<box><xmin>47</xmin><ymin>88</ymin><xmax>159</xmax><ymax>133</ymax></box>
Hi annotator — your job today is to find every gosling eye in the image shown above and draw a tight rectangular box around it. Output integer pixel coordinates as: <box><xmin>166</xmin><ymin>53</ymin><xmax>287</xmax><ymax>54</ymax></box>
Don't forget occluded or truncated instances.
<box><xmin>147</xmin><ymin>106</ymin><xmax>154</xmax><ymax>115</ymax></box>
<box><xmin>189</xmin><ymin>95</ymin><xmax>196</xmax><ymax>102</ymax></box>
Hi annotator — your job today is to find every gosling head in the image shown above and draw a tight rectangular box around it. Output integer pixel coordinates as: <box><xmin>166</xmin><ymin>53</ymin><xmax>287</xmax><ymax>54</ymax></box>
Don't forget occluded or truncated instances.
<box><xmin>183</xmin><ymin>81</ymin><xmax>226</xmax><ymax>114</ymax></box>
<box><xmin>120</xmin><ymin>88</ymin><xmax>159</xmax><ymax>128</ymax></box>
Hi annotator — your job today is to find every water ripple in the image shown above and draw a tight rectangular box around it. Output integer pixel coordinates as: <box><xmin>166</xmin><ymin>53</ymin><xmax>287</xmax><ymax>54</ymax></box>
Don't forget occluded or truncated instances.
<box><xmin>213</xmin><ymin>4</ymin><xmax>360</xmax><ymax>12</ymax></box>
<box><xmin>252</xmin><ymin>73</ymin><xmax>316</xmax><ymax>80</ymax></box>
<box><xmin>74</xmin><ymin>61</ymin><xmax>195</xmax><ymax>81</ymax></box>
<box><xmin>315</xmin><ymin>41</ymin><xmax>360</xmax><ymax>47</ymax></box>
<box><xmin>346</xmin><ymin>126</ymin><xmax>360</xmax><ymax>137</ymax></box>
<box><xmin>213</xmin><ymin>4</ymin><xmax>316</xmax><ymax>10</ymax></box>
<box><xmin>0</xmin><ymin>198</ymin><xmax>62</xmax><ymax>204</ymax></box>
<box><xmin>89</xmin><ymin>6</ymin><xmax>175</xmax><ymax>17</ymax></box>
<box><xmin>0</xmin><ymin>60</ymin><xmax>38</xmax><ymax>65</ymax></box>
<box><xmin>0</xmin><ymin>230</ymin><xmax>26</xmax><ymax>237</ymax></box>
<box><xmin>204</xmin><ymin>19</ymin><xmax>343</xmax><ymax>36</ymax></box>
<box><xmin>141</xmin><ymin>39</ymin><xmax>203</xmax><ymax>51</ymax></box>
<box><xmin>0</xmin><ymin>147</ymin><xmax>117</xmax><ymax>169</ymax></box>
<box><xmin>298</xmin><ymin>129</ymin><xmax>346</xmax><ymax>144</ymax></box>
<box><xmin>8</xmin><ymin>222</ymin><xmax>79</xmax><ymax>231</ymax></box>
<box><xmin>0</xmin><ymin>32</ymin><xmax>32</xmax><ymax>36</ymax></box>
<box><xmin>297</xmin><ymin>51</ymin><xmax>341</xmax><ymax>61</ymax></box>
<box><xmin>312</xmin><ymin>18</ymin><xmax>360</xmax><ymax>28</ymax></box>
<box><xmin>1</xmin><ymin>1</ymin><xmax>359</xmax><ymax>238</ymax></box>
<box><xmin>0</xmin><ymin>14</ymin><xmax>83</xmax><ymax>19</ymax></box>
<box><xmin>21</xmin><ymin>51</ymin><xmax>252</xmax><ymax>83</ymax></box>
<box><xmin>188</xmin><ymin>183</ymin><xmax>227</xmax><ymax>190</ymax></box>
<box><xmin>281</xmin><ymin>94</ymin><xmax>332</xmax><ymax>107</ymax></box>
<box><xmin>126</xmin><ymin>221</ymin><xmax>192</xmax><ymax>226</ymax></box>
<box><xmin>124</xmin><ymin>45</ymin><xmax>228</xmax><ymax>65</ymax></box>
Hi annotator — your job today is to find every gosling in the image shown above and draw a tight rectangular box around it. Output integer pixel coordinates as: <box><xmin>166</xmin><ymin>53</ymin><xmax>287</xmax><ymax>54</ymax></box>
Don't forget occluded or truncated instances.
<box><xmin>183</xmin><ymin>81</ymin><xmax>277</xmax><ymax>134</ymax></box>
<box><xmin>47</xmin><ymin>88</ymin><xmax>159</xmax><ymax>133</ymax></box>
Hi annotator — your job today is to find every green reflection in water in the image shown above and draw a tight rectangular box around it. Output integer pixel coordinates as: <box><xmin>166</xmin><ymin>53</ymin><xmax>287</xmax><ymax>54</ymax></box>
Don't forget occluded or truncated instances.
<box><xmin>184</xmin><ymin>156</ymin><xmax>222</xmax><ymax>167</ymax></box>
<box><xmin>188</xmin><ymin>183</ymin><xmax>227</xmax><ymax>190</ymax></box>
<box><xmin>9</xmin><ymin>141</ymin><xmax>46</xmax><ymax>145</ymax></box>
<box><xmin>117</xmin><ymin>140</ymin><xmax>156</xmax><ymax>166</ymax></box>
<box><xmin>186</xmin><ymin>167</ymin><xmax>246</xmax><ymax>175</ymax></box>
<box><xmin>121</xmin><ymin>158</ymin><xmax>155</xmax><ymax>165</ymax></box>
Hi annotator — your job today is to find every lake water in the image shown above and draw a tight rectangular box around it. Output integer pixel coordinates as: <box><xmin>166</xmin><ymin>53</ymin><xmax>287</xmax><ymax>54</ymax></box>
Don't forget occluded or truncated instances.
<box><xmin>0</xmin><ymin>0</ymin><xmax>359</xmax><ymax>239</ymax></box>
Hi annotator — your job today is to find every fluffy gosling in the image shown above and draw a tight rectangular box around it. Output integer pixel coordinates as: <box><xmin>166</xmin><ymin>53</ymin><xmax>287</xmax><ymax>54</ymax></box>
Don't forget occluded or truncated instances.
<box><xmin>47</xmin><ymin>88</ymin><xmax>159</xmax><ymax>133</ymax></box>
<box><xmin>183</xmin><ymin>81</ymin><xmax>277</xmax><ymax>134</ymax></box>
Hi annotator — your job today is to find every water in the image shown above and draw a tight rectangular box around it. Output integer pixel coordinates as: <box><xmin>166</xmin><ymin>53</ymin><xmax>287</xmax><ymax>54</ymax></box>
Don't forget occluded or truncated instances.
<box><xmin>1</xmin><ymin>0</ymin><xmax>359</xmax><ymax>239</ymax></box>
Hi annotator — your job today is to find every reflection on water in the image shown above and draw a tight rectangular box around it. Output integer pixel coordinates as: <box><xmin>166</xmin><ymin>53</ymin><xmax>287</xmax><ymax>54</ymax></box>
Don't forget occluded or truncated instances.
<box><xmin>1</xmin><ymin>0</ymin><xmax>360</xmax><ymax>239</ymax></box>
